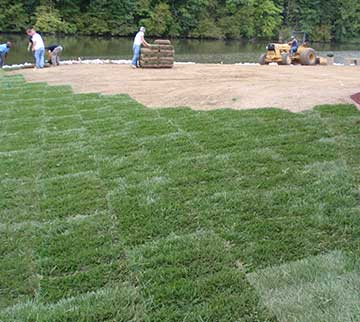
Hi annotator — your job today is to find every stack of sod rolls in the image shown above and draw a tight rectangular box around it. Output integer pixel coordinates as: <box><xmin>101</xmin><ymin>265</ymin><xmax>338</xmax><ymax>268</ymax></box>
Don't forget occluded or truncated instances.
<box><xmin>140</xmin><ymin>39</ymin><xmax>174</xmax><ymax>68</ymax></box>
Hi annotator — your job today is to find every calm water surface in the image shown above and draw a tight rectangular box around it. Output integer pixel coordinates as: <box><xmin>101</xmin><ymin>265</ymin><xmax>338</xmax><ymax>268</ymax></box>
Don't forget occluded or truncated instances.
<box><xmin>1</xmin><ymin>33</ymin><xmax>359</xmax><ymax>65</ymax></box>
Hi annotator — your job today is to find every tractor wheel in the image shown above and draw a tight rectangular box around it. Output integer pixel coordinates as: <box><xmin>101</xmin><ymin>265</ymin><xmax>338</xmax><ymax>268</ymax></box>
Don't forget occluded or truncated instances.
<box><xmin>299</xmin><ymin>48</ymin><xmax>317</xmax><ymax>65</ymax></box>
<box><xmin>281</xmin><ymin>53</ymin><xmax>291</xmax><ymax>65</ymax></box>
<box><xmin>259</xmin><ymin>54</ymin><xmax>267</xmax><ymax>65</ymax></box>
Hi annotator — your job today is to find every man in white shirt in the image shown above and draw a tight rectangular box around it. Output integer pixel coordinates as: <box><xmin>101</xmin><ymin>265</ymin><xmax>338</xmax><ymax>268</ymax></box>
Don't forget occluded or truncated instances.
<box><xmin>26</xmin><ymin>27</ymin><xmax>45</xmax><ymax>69</ymax></box>
<box><xmin>131</xmin><ymin>26</ymin><xmax>150</xmax><ymax>69</ymax></box>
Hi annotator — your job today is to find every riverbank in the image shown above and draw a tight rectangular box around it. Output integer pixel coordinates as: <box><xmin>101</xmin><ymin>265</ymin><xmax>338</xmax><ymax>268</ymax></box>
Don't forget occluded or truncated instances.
<box><xmin>3</xmin><ymin>33</ymin><xmax>360</xmax><ymax>65</ymax></box>
<box><xmin>10</xmin><ymin>63</ymin><xmax>360</xmax><ymax>112</ymax></box>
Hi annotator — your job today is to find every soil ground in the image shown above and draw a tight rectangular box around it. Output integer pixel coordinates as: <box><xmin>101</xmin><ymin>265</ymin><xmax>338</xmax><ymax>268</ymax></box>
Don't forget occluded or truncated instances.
<box><xmin>10</xmin><ymin>64</ymin><xmax>360</xmax><ymax>112</ymax></box>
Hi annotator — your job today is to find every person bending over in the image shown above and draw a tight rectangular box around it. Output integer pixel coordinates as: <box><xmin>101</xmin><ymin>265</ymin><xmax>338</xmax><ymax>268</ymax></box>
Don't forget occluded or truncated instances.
<box><xmin>0</xmin><ymin>42</ymin><xmax>12</xmax><ymax>67</ymax></box>
<box><xmin>46</xmin><ymin>44</ymin><xmax>63</xmax><ymax>66</ymax></box>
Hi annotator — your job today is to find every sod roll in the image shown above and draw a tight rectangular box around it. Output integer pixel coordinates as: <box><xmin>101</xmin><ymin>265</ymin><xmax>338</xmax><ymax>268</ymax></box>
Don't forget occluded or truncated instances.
<box><xmin>159</xmin><ymin>45</ymin><xmax>174</xmax><ymax>51</ymax></box>
<box><xmin>141</xmin><ymin>65</ymin><xmax>173</xmax><ymax>68</ymax></box>
<box><xmin>154</xmin><ymin>39</ymin><xmax>171</xmax><ymax>45</ymax></box>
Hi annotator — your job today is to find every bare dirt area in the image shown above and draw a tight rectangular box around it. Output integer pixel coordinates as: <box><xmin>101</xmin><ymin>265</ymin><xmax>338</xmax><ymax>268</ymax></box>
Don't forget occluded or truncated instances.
<box><xmin>11</xmin><ymin>64</ymin><xmax>360</xmax><ymax>112</ymax></box>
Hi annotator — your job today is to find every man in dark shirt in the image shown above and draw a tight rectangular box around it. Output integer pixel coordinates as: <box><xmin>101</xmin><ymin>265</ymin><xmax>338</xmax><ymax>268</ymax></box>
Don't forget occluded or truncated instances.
<box><xmin>27</xmin><ymin>36</ymin><xmax>36</xmax><ymax>63</ymax></box>
<box><xmin>288</xmin><ymin>36</ymin><xmax>298</xmax><ymax>57</ymax></box>
<box><xmin>27</xmin><ymin>36</ymin><xmax>33</xmax><ymax>51</ymax></box>
<box><xmin>46</xmin><ymin>44</ymin><xmax>63</xmax><ymax>66</ymax></box>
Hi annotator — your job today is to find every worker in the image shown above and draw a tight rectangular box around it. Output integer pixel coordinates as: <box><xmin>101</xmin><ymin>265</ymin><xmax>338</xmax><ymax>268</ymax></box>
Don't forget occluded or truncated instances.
<box><xmin>46</xmin><ymin>44</ymin><xmax>63</xmax><ymax>66</ymax></box>
<box><xmin>131</xmin><ymin>26</ymin><xmax>150</xmax><ymax>69</ymax></box>
<box><xmin>26</xmin><ymin>27</ymin><xmax>45</xmax><ymax>69</ymax></box>
<box><xmin>0</xmin><ymin>42</ymin><xmax>12</xmax><ymax>67</ymax></box>
<box><xmin>288</xmin><ymin>36</ymin><xmax>298</xmax><ymax>57</ymax></box>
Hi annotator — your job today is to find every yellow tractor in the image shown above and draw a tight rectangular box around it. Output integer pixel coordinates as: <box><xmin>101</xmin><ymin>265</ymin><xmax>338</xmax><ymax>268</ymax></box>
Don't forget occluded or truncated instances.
<box><xmin>259</xmin><ymin>32</ymin><xmax>317</xmax><ymax>65</ymax></box>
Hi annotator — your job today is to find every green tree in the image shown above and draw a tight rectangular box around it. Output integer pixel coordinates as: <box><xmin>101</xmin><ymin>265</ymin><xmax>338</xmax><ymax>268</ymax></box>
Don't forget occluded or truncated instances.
<box><xmin>141</xmin><ymin>2</ymin><xmax>179</xmax><ymax>36</ymax></box>
<box><xmin>33</xmin><ymin>5</ymin><xmax>71</xmax><ymax>33</ymax></box>
<box><xmin>0</xmin><ymin>1</ymin><xmax>28</xmax><ymax>31</ymax></box>
<box><xmin>335</xmin><ymin>0</ymin><xmax>360</xmax><ymax>41</ymax></box>
<box><xmin>84</xmin><ymin>0</ymin><xmax>136</xmax><ymax>35</ymax></box>
<box><xmin>0</xmin><ymin>0</ymin><xmax>358</xmax><ymax>41</ymax></box>
<box><xmin>217</xmin><ymin>0</ymin><xmax>256</xmax><ymax>39</ymax></box>
<box><xmin>191</xmin><ymin>14</ymin><xmax>224</xmax><ymax>38</ymax></box>
<box><xmin>253</xmin><ymin>0</ymin><xmax>282</xmax><ymax>38</ymax></box>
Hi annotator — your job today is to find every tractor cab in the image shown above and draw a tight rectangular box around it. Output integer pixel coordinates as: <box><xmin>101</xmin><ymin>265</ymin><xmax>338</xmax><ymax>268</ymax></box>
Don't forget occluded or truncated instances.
<box><xmin>291</xmin><ymin>31</ymin><xmax>309</xmax><ymax>46</ymax></box>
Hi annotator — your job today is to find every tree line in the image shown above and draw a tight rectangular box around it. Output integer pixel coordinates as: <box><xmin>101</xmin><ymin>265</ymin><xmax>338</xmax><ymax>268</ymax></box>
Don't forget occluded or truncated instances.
<box><xmin>0</xmin><ymin>0</ymin><xmax>359</xmax><ymax>42</ymax></box>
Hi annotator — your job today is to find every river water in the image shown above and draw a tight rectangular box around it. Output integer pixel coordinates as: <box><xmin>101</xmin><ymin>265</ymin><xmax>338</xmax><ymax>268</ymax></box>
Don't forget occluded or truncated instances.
<box><xmin>1</xmin><ymin>33</ymin><xmax>359</xmax><ymax>65</ymax></box>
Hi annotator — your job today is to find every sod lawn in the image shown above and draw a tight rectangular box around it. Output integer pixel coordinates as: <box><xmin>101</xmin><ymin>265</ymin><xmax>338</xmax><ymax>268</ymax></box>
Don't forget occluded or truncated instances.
<box><xmin>1</xmin><ymin>72</ymin><xmax>359</xmax><ymax>321</ymax></box>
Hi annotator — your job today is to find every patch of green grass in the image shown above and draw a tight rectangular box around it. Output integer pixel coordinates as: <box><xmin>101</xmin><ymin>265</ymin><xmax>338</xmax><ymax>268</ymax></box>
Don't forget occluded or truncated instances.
<box><xmin>0</xmin><ymin>150</ymin><xmax>40</xmax><ymax>179</ymax></box>
<box><xmin>127</xmin><ymin>231</ymin><xmax>275</xmax><ymax>321</ymax></box>
<box><xmin>0</xmin><ymin>133</ymin><xmax>40</xmax><ymax>152</ymax></box>
<box><xmin>38</xmin><ymin>173</ymin><xmax>107</xmax><ymax>220</ymax></box>
<box><xmin>33</xmin><ymin>213</ymin><xmax>127</xmax><ymax>302</ymax></box>
<box><xmin>247</xmin><ymin>250</ymin><xmax>360</xmax><ymax>322</ymax></box>
<box><xmin>0</xmin><ymin>73</ymin><xmax>360</xmax><ymax>321</ymax></box>
<box><xmin>0</xmin><ymin>284</ymin><xmax>144</xmax><ymax>322</ymax></box>
<box><xmin>39</xmin><ymin>144</ymin><xmax>96</xmax><ymax>178</ymax></box>
<box><xmin>0</xmin><ymin>224</ymin><xmax>39</xmax><ymax>308</ymax></box>
<box><xmin>0</xmin><ymin>179</ymin><xmax>40</xmax><ymax>223</ymax></box>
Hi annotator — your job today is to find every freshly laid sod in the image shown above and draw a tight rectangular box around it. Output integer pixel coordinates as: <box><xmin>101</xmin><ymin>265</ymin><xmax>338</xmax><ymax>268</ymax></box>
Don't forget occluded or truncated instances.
<box><xmin>0</xmin><ymin>72</ymin><xmax>359</xmax><ymax>321</ymax></box>
<box><xmin>248</xmin><ymin>250</ymin><xmax>360</xmax><ymax>322</ymax></box>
